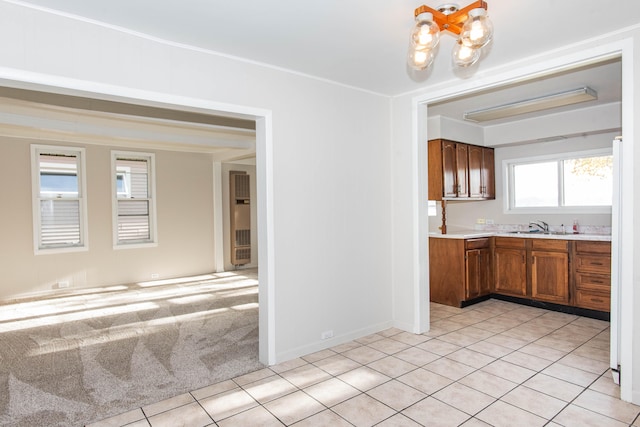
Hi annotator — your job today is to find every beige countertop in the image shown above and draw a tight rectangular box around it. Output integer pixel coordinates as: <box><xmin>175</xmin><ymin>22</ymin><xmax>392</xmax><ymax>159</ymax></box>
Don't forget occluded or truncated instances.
<box><xmin>429</xmin><ymin>230</ymin><xmax>612</xmax><ymax>242</ymax></box>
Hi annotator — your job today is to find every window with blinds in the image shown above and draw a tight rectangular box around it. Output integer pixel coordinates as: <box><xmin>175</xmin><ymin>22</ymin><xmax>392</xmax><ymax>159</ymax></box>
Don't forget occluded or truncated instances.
<box><xmin>112</xmin><ymin>152</ymin><xmax>157</xmax><ymax>247</ymax></box>
<box><xmin>31</xmin><ymin>145</ymin><xmax>87</xmax><ymax>253</ymax></box>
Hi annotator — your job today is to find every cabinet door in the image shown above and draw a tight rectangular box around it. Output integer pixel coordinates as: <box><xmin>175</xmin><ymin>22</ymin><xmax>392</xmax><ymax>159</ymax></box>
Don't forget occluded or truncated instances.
<box><xmin>479</xmin><ymin>247</ymin><xmax>492</xmax><ymax>295</ymax></box>
<box><xmin>442</xmin><ymin>140</ymin><xmax>457</xmax><ymax>198</ymax></box>
<box><xmin>467</xmin><ymin>247</ymin><xmax>492</xmax><ymax>300</ymax></box>
<box><xmin>456</xmin><ymin>143</ymin><xmax>469</xmax><ymax>197</ymax></box>
<box><xmin>468</xmin><ymin>145</ymin><xmax>483</xmax><ymax>198</ymax></box>
<box><xmin>531</xmin><ymin>250</ymin><xmax>569</xmax><ymax>304</ymax></box>
<box><xmin>442</xmin><ymin>141</ymin><xmax>458</xmax><ymax>197</ymax></box>
<box><xmin>482</xmin><ymin>148</ymin><xmax>495</xmax><ymax>199</ymax></box>
<box><xmin>465</xmin><ymin>249</ymin><xmax>481</xmax><ymax>300</ymax></box>
<box><xmin>494</xmin><ymin>248</ymin><xmax>527</xmax><ymax>296</ymax></box>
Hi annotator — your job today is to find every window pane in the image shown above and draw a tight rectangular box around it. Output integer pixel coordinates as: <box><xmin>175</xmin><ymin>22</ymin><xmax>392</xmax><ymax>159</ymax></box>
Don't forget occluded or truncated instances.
<box><xmin>39</xmin><ymin>154</ymin><xmax>78</xmax><ymax>197</ymax></box>
<box><xmin>117</xmin><ymin>200</ymin><xmax>150</xmax><ymax>242</ymax></box>
<box><xmin>116</xmin><ymin>158</ymin><xmax>148</xmax><ymax>199</ymax></box>
<box><xmin>564</xmin><ymin>155</ymin><xmax>613</xmax><ymax>206</ymax></box>
<box><xmin>40</xmin><ymin>199</ymin><xmax>81</xmax><ymax>247</ymax></box>
<box><xmin>513</xmin><ymin>162</ymin><xmax>558</xmax><ymax>207</ymax></box>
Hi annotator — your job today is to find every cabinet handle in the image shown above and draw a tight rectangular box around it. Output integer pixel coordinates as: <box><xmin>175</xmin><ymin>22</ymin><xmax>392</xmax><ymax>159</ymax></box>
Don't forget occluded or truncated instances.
<box><xmin>591</xmin><ymin>262</ymin><xmax>604</xmax><ymax>266</ymax></box>
<box><xmin>590</xmin><ymin>298</ymin><xmax>604</xmax><ymax>303</ymax></box>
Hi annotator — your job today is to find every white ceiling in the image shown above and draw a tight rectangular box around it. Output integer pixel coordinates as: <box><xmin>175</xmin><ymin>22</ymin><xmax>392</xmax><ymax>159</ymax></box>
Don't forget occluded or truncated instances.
<box><xmin>13</xmin><ymin>0</ymin><xmax>640</xmax><ymax>96</ymax></box>
<box><xmin>3</xmin><ymin>0</ymin><xmax>633</xmax><ymax>146</ymax></box>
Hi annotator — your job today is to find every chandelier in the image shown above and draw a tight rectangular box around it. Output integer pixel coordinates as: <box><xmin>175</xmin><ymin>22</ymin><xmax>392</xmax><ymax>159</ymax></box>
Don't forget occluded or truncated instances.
<box><xmin>408</xmin><ymin>1</ymin><xmax>494</xmax><ymax>71</ymax></box>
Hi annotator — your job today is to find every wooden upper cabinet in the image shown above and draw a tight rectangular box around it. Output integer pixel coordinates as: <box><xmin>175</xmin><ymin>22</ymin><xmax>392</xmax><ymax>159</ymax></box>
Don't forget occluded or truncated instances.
<box><xmin>441</xmin><ymin>140</ymin><xmax>458</xmax><ymax>198</ymax></box>
<box><xmin>481</xmin><ymin>148</ymin><xmax>495</xmax><ymax>199</ymax></box>
<box><xmin>428</xmin><ymin>139</ymin><xmax>494</xmax><ymax>201</ymax></box>
<box><xmin>456</xmin><ymin>143</ymin><xmax>469</xmax><ymax>198</ymax></box>
<box><xmin>468</xmin><ymin>145</ymin><xmax>495</xmax><ymax>199</ymax></box>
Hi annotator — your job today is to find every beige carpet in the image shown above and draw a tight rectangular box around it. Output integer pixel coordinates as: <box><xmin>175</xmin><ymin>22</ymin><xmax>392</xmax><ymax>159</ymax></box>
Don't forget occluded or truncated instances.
<box><xmin>0</xmin><ymin>269</ymin><xmax>263</xmax><ymax>427</ymax></box>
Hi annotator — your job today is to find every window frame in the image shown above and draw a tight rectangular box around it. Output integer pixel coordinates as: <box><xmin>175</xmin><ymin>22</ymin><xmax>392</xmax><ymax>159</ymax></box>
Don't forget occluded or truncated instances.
<box><xmin>111</xmin><ymin>150</ymin><xmax>158</xmax><ymax>249</ymax></box>
<box><xmin>503</xmin><ymin>148</ymin><xmax>613</xmax><ymax>215</ymax></box>
<box><xmin>31</xmin><ymin>144</ymin><xmax>89</xmax><ymax>254</ymax></box>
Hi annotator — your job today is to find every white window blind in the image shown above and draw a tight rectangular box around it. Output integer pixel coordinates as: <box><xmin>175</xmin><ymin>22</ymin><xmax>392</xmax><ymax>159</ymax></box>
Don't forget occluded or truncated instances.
<box><xmin>112</xmin><ymin>152</ymin><xmax>156</xmax><ymax>247</ymax></box>
<box><xmin>32</xmin><ymin>146</ymin><xmax>87</xmax><ymax>253</ymax></box>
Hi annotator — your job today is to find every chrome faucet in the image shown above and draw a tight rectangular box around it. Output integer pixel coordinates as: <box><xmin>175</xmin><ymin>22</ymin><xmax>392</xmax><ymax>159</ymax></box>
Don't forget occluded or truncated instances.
<box><xmin>529</xmin><ymin>220</ymin><xmax>549</xmax><ymax>233</ymax></box>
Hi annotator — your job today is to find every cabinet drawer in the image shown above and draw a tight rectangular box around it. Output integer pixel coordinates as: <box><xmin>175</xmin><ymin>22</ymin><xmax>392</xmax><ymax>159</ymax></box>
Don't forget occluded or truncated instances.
<box><xmin>495</xmin><ymin>237</ymin><xmax>525</xmax><ymax>249</ymax></box>
<box><xmin>575</xmin><ymin>255</ymin><xmax>611</xmax><ymax>273</ymax></box>
<box><xmin>575</xmin><ymin>272</ymin><xmax>610</xmax><ymax>292</ymax></box>
<box><xmin>574</xmin><ymin>289</ymin><xmax>610</xmax><ymax>312</ymax></box>
<box><xmin>532</xmin><ymin>239</ymin><xmax>568</xmax><ymax>252</ymax></box>
<box><xmin>466</xmin><ymin>238</ymin><xmax>490</xmax><ymax>250</ymax></box>
<box><xmin>576</xmin><ymin>241</ymin><xmax>611</xmax><ymax>254</ymax></box>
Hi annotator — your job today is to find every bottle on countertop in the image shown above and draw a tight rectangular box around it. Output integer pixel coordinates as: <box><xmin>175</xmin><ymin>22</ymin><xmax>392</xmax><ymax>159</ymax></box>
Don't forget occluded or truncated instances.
<box><xmin>573</xmin><ymin>219</ymin><xmax>579</xmax><ymax>234</ymax></box>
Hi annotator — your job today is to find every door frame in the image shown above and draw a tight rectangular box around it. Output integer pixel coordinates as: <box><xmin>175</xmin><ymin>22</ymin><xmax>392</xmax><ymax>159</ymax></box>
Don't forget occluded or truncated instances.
<box><xmin>0</xmin><ymin>66</ymin><xmax>277</xmax><ymax>365</ymax></box>
<box><xmin>413</xmin><ymin>38</ymin><xmax>635</xmax><ymax>401</ymax></box>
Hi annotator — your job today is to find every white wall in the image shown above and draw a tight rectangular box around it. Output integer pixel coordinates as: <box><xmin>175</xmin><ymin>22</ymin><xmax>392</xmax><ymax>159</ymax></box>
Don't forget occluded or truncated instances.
<box><xmin>0</xmin><ymin>2</ymin><xmax>393</xmax><ymax>363</ymax></box>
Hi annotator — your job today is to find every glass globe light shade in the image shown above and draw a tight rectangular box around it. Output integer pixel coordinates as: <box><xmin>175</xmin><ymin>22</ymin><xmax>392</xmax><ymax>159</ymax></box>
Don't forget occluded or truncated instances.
<box><xmin>410</xmin><ymin>12</ymin><xmax>441</xmax><ymax>51</ymax></box>
<box><xmin>408</xmin><ymin>45</ymin><xmax>435</xmax><ymax>71</ymax></box>
<box><xmin>460</xmin><ymin>8</ymin><xmax>493</xmax><ymax>49</ymax></box>
<box><xmin>452</xmin><ymin>38</ymin><xmax>480</xmax><ymax>67</ymax></box>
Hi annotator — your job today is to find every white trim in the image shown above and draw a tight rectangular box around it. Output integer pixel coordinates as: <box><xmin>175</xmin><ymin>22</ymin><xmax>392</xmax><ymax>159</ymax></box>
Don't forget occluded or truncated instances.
<box><xmin>413</xmin><ymin>102</ymin><xmax>430</xmax><ymax>333</ymax></box>
<box><xmin>413</xmin><ymin>38</ymin><xmax>634</xmax><ymax>401</ymax></box>
<box><xmin>0</xmin><ymin>63</ymin><xmax>274</xmax><ymax>366</ymax></box>
<box><xmin>212</xmin><ymin>161</ymin><xmax>225</xmax><ymax>273</ymax></box>
<box><xmin>256</xmin><ymin>115</ymin><xmax>276</xmax><ymax>364</ymax></box>
<box><xmin>617</xmin><ymin>38</ymin><xmax>634</xmax><ymax>404</ymax></box>
<box><xmin>111</xmin><ymin>150</ymin><xmax>158</xmax><ymax>249</ymax></box>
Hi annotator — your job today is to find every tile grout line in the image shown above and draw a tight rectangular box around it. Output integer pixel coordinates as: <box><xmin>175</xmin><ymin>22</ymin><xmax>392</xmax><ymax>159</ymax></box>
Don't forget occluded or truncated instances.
<box><xmin>102</xmin><ymin>300</ymin><xmax>624</xmax><ymax>427</ymax></box>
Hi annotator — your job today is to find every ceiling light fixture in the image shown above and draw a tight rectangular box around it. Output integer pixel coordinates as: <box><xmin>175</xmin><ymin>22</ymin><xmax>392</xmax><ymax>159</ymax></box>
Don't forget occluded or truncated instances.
<box><xmin>408</xmin><ymin>1</ymin><xmax>493</xmax><ymax>71</ymax></box>
<box><xmin>463</xmin><ymin>87</ymin><xmax>598</xmax><ymax>122</ymax></box>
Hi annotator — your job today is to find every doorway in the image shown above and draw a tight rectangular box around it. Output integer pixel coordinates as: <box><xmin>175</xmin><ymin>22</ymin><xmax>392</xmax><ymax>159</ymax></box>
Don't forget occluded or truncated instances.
<box><xmin>415</xmin><ymin>43</ymin><xmax>633</xmax><ymax>401</ymax></box>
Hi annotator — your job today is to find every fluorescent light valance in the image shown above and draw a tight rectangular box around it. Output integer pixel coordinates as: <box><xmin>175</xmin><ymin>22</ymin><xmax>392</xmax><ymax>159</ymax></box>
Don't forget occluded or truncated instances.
<box><xmin>463</xmin><ymin>87</ymin><xmax>598</xmax><ymax>122</ymax></box>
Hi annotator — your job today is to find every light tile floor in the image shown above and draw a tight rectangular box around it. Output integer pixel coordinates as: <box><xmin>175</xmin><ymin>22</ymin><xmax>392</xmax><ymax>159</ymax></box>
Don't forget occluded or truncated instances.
<box><xmin>87</xmin><ymin>299</ymin><xmax>640</xmax><ymax>427</ymax></box>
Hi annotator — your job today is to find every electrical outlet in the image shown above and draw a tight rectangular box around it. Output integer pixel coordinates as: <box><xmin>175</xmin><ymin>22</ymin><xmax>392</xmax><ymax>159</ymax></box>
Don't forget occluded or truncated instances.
<box><xmin>57</xmin><ymin>281</ymin><xmax>70</xmax><ymax>288</ymax></box>
<box><xmin>151</xmin><ymin>273</ymin><xmax>159</xmax><ymax>279</ymax></box>
<box><xmin>486</xmin><ymin>219</ymin><xmax>494</xmax><ymax>225</ymax></box>
<box><xmin>476</xmin><ymin>218</ymin><xmax>486</xmax><ymax>224</ymax></box>
<box><xmin>321</xmin><ymin>330</ymin><xmax>334</xmax><ymax>340</ymax></box>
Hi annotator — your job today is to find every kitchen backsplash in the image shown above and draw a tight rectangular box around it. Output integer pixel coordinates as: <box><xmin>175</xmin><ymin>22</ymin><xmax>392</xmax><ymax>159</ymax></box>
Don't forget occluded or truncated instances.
<box><xmin>474</xmin><ymin>223</ymin><xmax>612</xmax><ymax>235</ymax></box>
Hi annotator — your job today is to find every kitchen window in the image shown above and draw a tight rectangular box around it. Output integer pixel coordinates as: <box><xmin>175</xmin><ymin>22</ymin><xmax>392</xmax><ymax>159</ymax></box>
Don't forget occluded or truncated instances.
<box><xmin>505</xmin><ymin>149</ymin><xmax>613</xmax><ymax>214</ymax></box>
<box><xmin>112</xmin><ymin>151</ymin><xmax>157</xmax><ymax>248</ymax></box>
<box><xmin>31</xmin><ymin>145</ymin><xmax>88</xmax><ymax>254</ymax></box>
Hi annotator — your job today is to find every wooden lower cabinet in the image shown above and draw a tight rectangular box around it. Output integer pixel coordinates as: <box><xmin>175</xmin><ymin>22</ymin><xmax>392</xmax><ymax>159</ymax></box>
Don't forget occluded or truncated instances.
<box><xmin>429</xmin><ymin>237</ymin><xmax>492</xmax><ymax>307</ymax></box>
<box><xmin>430</xmin><ymin>235</ymin><xmax>610</xmax><ymax>313</ymax></box>
<box><xmin>530</xmin><ymin>239</ymin><xmax>569</xmax><ymax>304</ymax></box>
<box><xmin>466</xmin><ymin>247</ymin><xmax>491</xmax><ymax>300</ymax></box>
<box><xmin>494</xmin><ymin>238</ymin><xmax>527</xmax><ymax>297</ymax></box>
<box><xmin>572</xmin><ymin>241</ymin><xmax>611</xmax><ymax>311</ymax></box>
<box><xmin>494</xmin><ymin>237</ymin><xmax>571</xmax><ymax>305</ymax></box>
